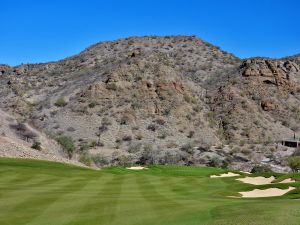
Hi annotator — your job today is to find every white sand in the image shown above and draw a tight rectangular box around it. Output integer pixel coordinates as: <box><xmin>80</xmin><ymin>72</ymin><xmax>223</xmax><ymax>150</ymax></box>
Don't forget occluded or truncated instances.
<box><xmin>236</xmin><ymin>176</ymin><xmax>275</xmax><ymax>185</ymax></box>
<box><xmin>279</xmin><ymin>178</ymin><xmax>296</xmax><ymax>184</ymax></box>
<box><xmin>210</xmin><ymin>172</ymin><xmax>240</xmax><ymax>178</ymax></box>
<box><xmin>239</xmin><ymin>186</ymin><xmax>295</xmax><ymax>198</ymax></box>
<box><xmin>126</xmin><ymin>166</ymin><xmax>148</xmax><ymax>170</ymax></box>
<box><xmin>240</xmin><ymin>171</ymin><xmax>251</xmax><ymax>174</ymax></box>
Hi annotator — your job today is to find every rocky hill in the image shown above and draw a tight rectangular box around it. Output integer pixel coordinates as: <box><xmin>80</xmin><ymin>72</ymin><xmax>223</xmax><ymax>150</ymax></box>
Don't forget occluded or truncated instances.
<box><xmin>0</xmin><ymin>36</ymin><xmax>299</xmax><ymax>171</ymax></box>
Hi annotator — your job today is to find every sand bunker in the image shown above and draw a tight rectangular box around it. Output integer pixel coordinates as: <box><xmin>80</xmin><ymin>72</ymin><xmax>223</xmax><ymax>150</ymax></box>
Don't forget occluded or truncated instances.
<box><xmin>239</xmin><ymin>186</ymin><xmax>295</xmax><ymax>198</ymax></box>
<box><xmin>210</xmin><ymin>172</ymin><xmax>240</xmax><ymax>178</ymax></box>
<box><xmin>126</xmin><ymin>166</ymin><xmax>148</xmax><ymax>170</ymax></box>
<box><xmin>236</xmin><ymin>176</ymin><xmax>275</xmax><ymax>185</ymax></box>
<box><xmin>279</xmin><ymin>178</ymin><xmax>296</xmax><ymax>184</ymax></box>
<box><xmin>240</xmin><ymin>171</ymin><xmax>251</xmax><ymax>174</ymax></box>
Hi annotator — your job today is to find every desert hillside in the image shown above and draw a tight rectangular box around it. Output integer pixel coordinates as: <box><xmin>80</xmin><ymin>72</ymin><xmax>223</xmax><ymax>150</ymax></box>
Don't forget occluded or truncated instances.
<box><xmin>0</xmin><ymin>36</ymin><xmax>299</xmax><ymax>171</ymax></box>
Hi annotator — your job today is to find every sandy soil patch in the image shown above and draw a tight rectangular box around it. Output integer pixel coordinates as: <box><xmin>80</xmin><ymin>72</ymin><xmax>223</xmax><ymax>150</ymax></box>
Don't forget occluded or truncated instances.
<box><xmin>239</xmin><ymin>186</ymin><xmax>295</xmax><ymax>198</ymax></box>
<box><xmin>236</xmin><ymin>176</ymin><xmax>275</xmax><ymax>185</ymax></box>
<box><xmin>210</xmin><ymin>172</ymin><xmax>240</xmax><ymax>178</ymax></box>
<box><xmin>279</xmin><ymin>178</ymin><xmax>296</xmax><ymax>184</ymax></box>
<box><xmin>126</xmin><ymin>166</ymin><xmax>148</xmax><ymax>170</ymax></box>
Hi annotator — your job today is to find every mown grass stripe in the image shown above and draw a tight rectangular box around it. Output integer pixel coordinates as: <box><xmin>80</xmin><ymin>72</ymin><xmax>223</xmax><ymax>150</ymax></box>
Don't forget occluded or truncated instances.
<box><xmin>0</xmin><ymin>176</ymin><xmax>91</xmax><ymax>225</ymax></box>
<box><xmin>61</xmin><ymin>173</ymin><xmax>126</xmax><ymax>225</ymax></box>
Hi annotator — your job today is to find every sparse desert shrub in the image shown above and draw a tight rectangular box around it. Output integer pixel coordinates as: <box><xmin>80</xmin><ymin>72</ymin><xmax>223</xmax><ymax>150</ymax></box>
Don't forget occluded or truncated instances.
<box><xmin>31</xmin><ymin>141</ymin><xmax>41</xmax><ymax>150</ymax></box>
<box><xmin>115</xmin><ymin>138</ymin><xmax>122</xmax><ymax>143</ymax></box>
<box><xmin>192</xmin><ymin>105</ymin><xmax>202</xmax><ymax>112</ymax></box>
<box><xmin>53</xmin><ymin>124</ymin><xmax>60</xmax><ymax>129</ymax></box>
<box><xmin>230</xmin><ymin>147</ymin><xmax>240</xmax><ymax>155</ymax></box>
<box><xmin>241</xmin><ymin>148</ymin><xmax>251</xmax><ymax>155</ymax></box>
<box><xmin>128</xmin><ymin>143</ymin><xmax>142</xmax><ymax>153</ymax></box>
<box><xmin>106</xmin><ymin>83</ymin><xmax>117</xmax><ymax>90</ymax></box>
<box><xmin>139</xmin><ymin>147</ymin><xmax>157</xmax><ymax>165</ymax></box>
<box><xmin>186</xmin><ymin>114</ymin><xmax>192</xmax><ymax>121</ymax></box>
<box><xmin>92</xmin><ymin>153</ymin><xmax>110</xmax><ymax>167</ymax></box>
<box><xmin>166</xmin><ymin>141</ymin><xmax>178</xmax><ymax>148</ymax></box>
<box><xmin>101</xmin><ymin>117</ymin><xmax>112</xmax><ymax>126</ymax></box>
<box><xmin>9</xmin><ymin>122</ymin><xmax>37</xmax><ymax>142</ymax></box>
<box><xmin>135</xmin><ymin>134</ymin><xmax>143</xmax><ymax>140</ymax></box>
<box><xmin>183</xmin><ymin>94</ymin><xmax>192</xmax><ymax>103</ymax></box>
<box><xmin>120</xmin><ymin>115</ymin><xmax>130</xmax><ymax>125</ymax></box>
<box><xmin>216</xmin><ymin>144</ymin><xmax>224</xmax><ymax>149</ymax></box>
<box><xmin>54</xmin><ymin>97</ymin><xmax>67</xmax><ymax>107</ymax></box>
<box><xmin>132</xmin><ymin>126</ymin><xmax>139</xmax><ymax>131</ymax></box>
<box><xmin>158</xmin><ymin>131</ymin><xmax>168</xmax><ymax>139</ymax></box>
<box><xmin>144</xmin><ymin>143</ymin><xmax>153</xmax><ymax>152</ymax></box>
<box><xmin>79</xmin><ymin>143</ymin><xmax>90</xmax><ymax>152</ymax></box>
<box><xmin>97</xmin><ymin>142</ymin><xmax>104</xmax><ymax>147</ymax></box>
<box><xmin>79</xmin><ymin>152</ymin><xmax>92</xmax><ymax>166</ymax></box>
<box><xmin>217</xmin><ymin>128</ymin><xmax>226</xmax><ymax>140</ymax></box>
<box><xmin>122</xmin><ymin>135</ymin><xmax>132</xmax><ymax>142</ymax></box>
<box><xmin>90</xmin><ymin>140</ymin><xmax>97</xmax><ymax>147</ymax></box>
<box><xmin>180</xmin><ymin>143</ymin><xmax>194</xmax><ymax>154</ymax></box>
<box><xmin>117</xmin><ymin>155</ymin><xmax>135</xmax><ymax>167</ymax></box>
<box><xmin>131</xmin><ymin>100</ymin><xmax>141</xmax><ymax>109</ymax></box>
<box><xmin>154</xmin><ymin>118</ymin><xmax>166</xmax><ymax>125</ymax></box>
<box><xmin>67</xmin><ymin>126</ymin><xmax>75</xmax><ymax>132</ymax></box>
<box><xmin>163</xmin><ymin>150</ymin><xmax>183</xmax><ymax>165</ymax></box>
<box><xmin>251</xmin><ymin>165</ymin><xmax>273</xmax><ymax>173</ymax></box>
<box><xmin>206</xmin><ymin>112</ymin><xmax>216</xmax><ymax>126</ymax></box>
<box><xmin>56</xmin><ymin>135</ymin><xmax>75</xmax><ymax>158</ymax></box>
<box><xmin>147</xmin><ymin>124</ymin><xmax>157</xmax><ymax>132</ymax></box>
<box><xmin>208</xmin><ymin>157</ymin><xmax>222</xmax><ymax>168</ymax></box>
<box><xmin>239</xmin><ymin>140</ymin><xmax>246</xmax><ymax>146</ymax></box>
<box><xmin>88</xmin><ymin>101</ymin><xmax>97</xmax><ymax>108</ymax></box>
<box><xmin>95</xmin><ymin>125</ymin><xmax>108</xmax><ymax>146</ymax></box>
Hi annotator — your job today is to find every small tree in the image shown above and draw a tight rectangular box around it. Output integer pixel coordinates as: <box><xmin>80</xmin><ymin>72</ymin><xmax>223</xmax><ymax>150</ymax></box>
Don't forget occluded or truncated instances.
<box><xmin>288</xmin><ymin>156</ymin><xmax>300</xmax><ymax>172</ymax></box>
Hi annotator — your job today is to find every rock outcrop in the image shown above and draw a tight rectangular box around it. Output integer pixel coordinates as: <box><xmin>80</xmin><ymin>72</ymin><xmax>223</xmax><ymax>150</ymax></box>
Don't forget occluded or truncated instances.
<box><xmin>240</xmin><ymin>58</ymin><xmax>299</xmax><ymax>92</ymax></box>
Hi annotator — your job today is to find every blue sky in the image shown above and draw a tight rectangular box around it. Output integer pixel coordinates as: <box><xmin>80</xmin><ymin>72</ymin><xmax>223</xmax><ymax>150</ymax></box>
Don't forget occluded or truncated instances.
<box><xmin>1</xmin><ymin>0</ymin><xmax>300</xmax><ymax>66</ymax></box>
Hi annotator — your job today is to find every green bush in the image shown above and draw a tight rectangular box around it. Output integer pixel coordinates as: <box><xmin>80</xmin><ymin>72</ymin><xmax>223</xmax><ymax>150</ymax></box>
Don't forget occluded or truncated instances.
<box><xmin>288</xmin><ymin>156</ymin><xmax>300</xmax><ymax>172</ymax></box>
<box><xmin>54</xmin><ymin>97</ymin><xmax>67</xmax><ymax>107</ymax></box>
<box><xmin>31</xmin><ymin>141</ymin><xmax>41</xmax><ymax>151</ymax></box>
<box><xmin>56</xmin><ymin>135</ymin><xmax>75</xmax><ymax>158</ymax></box>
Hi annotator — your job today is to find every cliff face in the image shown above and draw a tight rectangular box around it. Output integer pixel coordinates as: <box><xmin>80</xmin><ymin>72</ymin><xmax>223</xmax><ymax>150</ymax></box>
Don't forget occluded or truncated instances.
<box><xmin>0</xmin><ymin>36</ymin><xmax>299</xmax><ymax>171</ymax></box>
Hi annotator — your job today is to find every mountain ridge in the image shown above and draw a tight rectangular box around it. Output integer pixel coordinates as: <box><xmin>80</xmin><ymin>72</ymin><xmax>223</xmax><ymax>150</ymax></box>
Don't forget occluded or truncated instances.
<box><xmin>0</xmin><ymin>35</ymin><xmax>299</xmax><ymax>172</ymax></box>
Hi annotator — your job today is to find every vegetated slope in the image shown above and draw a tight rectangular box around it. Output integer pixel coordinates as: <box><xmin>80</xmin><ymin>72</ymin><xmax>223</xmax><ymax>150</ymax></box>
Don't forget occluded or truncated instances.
<box><xmin>0</xmin><ymin>158</ymin><xmax>299</xmax><ymax>225</ymax></box>
<box><xmin>0</xmin><ymin>36</ymin><xmax>299</xmax><ymax>171</ymax></box>
<box><xmin>0</xmin><ymin>109</ymin><xmax>83</xmax><ymax>166</ymax></box>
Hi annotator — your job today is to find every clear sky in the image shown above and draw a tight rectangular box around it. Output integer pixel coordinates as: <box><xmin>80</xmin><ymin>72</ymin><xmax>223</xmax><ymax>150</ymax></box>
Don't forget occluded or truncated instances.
<box><xmin>1</xmin><ymin>0</ymin><xmax>300</xmax><ymax>66</ymax></box>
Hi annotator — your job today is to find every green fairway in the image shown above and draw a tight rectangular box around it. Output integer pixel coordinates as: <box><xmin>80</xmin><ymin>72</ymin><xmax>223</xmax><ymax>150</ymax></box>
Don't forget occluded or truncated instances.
<box><xmin>0</xmin><ymin>158</ymin><xmax>299</xmax><ymax>225</ymax></box>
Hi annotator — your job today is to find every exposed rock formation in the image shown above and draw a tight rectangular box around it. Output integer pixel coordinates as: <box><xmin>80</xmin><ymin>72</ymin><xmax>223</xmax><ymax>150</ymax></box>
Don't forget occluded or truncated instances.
<box><xmin>240</xmin><ymin>58</ymin><xmax>299</xmax><ymax>93</ymax></box>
